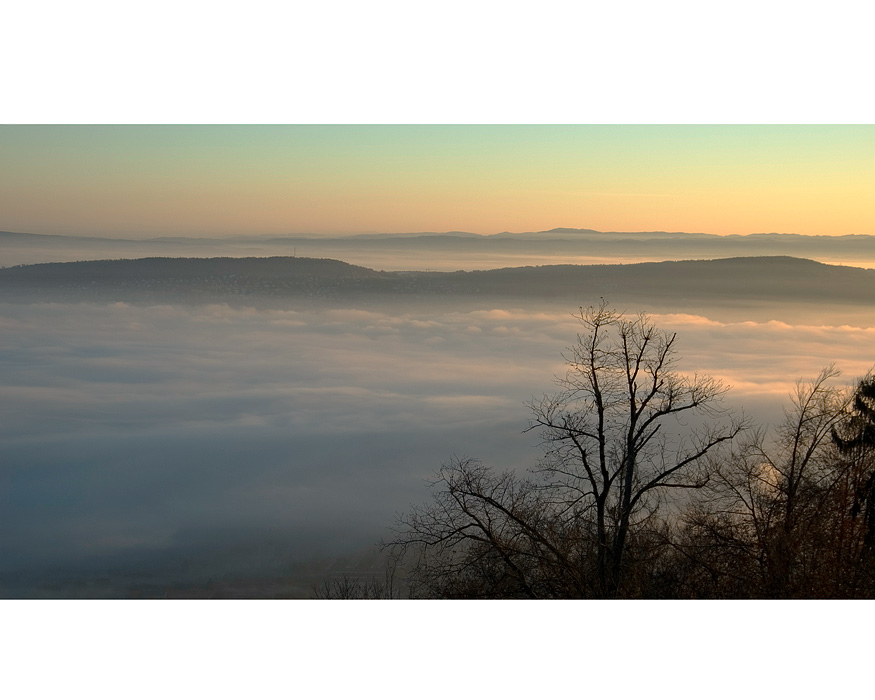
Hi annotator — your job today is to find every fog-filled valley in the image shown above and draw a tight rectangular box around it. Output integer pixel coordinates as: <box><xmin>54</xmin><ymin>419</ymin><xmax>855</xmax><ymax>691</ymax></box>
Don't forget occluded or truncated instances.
<box><xmin>2</xmin><ymin>232</ymin><xmax>875</xmax><ymax>597</ymax></box>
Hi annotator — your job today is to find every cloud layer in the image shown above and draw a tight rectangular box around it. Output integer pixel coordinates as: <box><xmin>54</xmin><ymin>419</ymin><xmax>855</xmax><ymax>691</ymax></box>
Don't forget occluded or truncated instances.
<box><xmin>2</xmin><ymin>299</ymin><xmax>872</xmax><ymax>585</ymax></box>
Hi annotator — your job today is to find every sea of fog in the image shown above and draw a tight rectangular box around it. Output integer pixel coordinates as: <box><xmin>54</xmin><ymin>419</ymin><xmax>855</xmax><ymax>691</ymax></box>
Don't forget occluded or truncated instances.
<box><xmin>3</xmin><ymin>294</ymin><xmax>875</xmax><ymax>597</ymax></box>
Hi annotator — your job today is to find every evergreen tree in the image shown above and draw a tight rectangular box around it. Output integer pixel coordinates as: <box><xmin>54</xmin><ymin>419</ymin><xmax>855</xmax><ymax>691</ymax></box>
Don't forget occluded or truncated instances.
<box><xmin>832</xmin><ymin>377</ymin><xmax>875</xmax><ymax>549</ymax></box>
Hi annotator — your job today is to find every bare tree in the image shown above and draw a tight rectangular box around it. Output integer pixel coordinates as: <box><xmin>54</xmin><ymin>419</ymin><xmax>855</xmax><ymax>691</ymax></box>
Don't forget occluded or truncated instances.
<box><xmin>392</xmin><ymin>459</ymin><xmax>575</xmax><ymax>598</ymax></box>
<box><xmin>390</xmin><ymin>302</ymin><xmax>744</xmax><ymax>598</ymax></box>
<box><xmin>527</xmin><ymin>302</ymin><xmax>744</xmax><ymax>595</ymax></box>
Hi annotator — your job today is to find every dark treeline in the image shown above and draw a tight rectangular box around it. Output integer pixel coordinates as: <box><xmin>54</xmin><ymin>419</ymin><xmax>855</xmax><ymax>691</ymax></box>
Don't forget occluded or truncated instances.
<box><xmin>327</xmin><ymin>304</ymin><xmax>875</xmax><ymax>599</ymax></box>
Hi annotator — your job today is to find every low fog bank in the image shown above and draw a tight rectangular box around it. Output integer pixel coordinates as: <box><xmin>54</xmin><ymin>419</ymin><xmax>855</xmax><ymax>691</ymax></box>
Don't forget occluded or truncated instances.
<box><xmin>3</xmin><ymin>296</ymin><xmax>874</xmax><ymax>597</ymax></box>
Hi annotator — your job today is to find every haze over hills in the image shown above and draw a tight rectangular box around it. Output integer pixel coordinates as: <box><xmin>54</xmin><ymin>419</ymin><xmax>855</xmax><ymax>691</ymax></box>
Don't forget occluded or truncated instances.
<box><xmin>3</xmin><ymin>228</ymin><xmax>875</xmax><ymax>271</ymax></box>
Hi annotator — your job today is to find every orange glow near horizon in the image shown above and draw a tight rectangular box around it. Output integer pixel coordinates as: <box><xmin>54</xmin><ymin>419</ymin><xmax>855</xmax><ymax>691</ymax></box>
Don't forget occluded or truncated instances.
<box><xmin>1</xmin><ymin>125</ymin><xmax>873</xmax><ymax>238</ymax></box>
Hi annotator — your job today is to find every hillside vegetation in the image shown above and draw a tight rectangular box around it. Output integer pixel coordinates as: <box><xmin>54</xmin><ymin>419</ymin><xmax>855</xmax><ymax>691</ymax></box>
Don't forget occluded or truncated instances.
<box><xmin>3</xmin><ymin>255</ymin><xmax>875</xmax><ymax>308</ymax></box>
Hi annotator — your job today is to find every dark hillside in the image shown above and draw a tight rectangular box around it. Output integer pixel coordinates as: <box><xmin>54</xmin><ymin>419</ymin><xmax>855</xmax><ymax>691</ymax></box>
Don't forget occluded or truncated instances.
<box><xmin>0</xmin><ymin>256</ymin><xmax>398</xmax><ymax>302</ymax></box>
<box><xmin>2</xmin><ymin>255</ymin><xmax>874</xmax><ymax>308</ymax></box>
<box><xmin>439</xmin><ymin>257</ymin><xmax>875</xmax><ymax>305</ymax></box>
<box><xmin>0</xmin><ymin>256</ymin><xmax>381</xmax><ymax>281</ymax></box>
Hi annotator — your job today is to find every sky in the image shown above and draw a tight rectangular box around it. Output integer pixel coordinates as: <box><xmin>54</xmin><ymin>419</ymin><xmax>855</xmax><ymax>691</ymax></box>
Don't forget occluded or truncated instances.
<box><xmin>2</xmin><ymin>125</ymin><xmax>874</xmax><ymax>239</ymax></box>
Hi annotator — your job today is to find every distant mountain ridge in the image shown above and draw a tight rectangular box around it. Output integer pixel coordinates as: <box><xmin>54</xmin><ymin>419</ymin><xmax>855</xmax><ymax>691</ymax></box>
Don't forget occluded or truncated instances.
<box><xmin>4</xmin><ymin>228</ymin><xmax>875</xmax><ymax>243</ymax></box>
<box><xmin>3</xmin><ymin>228</ymin><xmax>874</xmax><ymax>274</ymax></box>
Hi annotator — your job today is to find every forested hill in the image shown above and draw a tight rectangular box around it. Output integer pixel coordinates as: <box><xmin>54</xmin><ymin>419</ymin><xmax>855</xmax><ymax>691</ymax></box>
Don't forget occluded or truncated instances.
<box><xmin>2</xmin><ymin>255</ymin><xmax>875</xmax><ymax>307</ymax></box>
<box><xmin>0</xmin><ymin>256</ymin><xmax>381</xmax><ymax>284</ymax></box>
